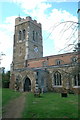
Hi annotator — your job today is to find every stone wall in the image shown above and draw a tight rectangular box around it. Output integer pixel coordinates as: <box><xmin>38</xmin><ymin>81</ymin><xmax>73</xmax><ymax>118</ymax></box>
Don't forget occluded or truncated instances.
<box><xmin>10</xmin><ymin>69</ymin><xmax>36</xmax><ymax>92</ymax></box>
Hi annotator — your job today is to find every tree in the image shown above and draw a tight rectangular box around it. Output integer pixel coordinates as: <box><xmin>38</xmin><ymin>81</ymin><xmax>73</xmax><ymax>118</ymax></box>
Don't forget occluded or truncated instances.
<box><xmin>2</xmin><ymin>71</ymin><xmax>10</xmax><ymax>88</ymax></box>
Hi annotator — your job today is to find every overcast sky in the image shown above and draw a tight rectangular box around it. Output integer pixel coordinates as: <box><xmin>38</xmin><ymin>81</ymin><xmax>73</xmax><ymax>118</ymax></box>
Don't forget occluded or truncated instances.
<box><xmin>0</xmin><ymin>0</ymin><xmax>79</xmax><ymax>71</ymax></box>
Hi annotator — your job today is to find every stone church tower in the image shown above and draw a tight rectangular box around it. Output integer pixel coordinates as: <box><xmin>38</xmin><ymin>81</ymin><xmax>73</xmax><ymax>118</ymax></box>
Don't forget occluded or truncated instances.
<box><xmin>13</xmin><ymin>16</ymin><xmax>43</xmax><ymax>69</ymax></box>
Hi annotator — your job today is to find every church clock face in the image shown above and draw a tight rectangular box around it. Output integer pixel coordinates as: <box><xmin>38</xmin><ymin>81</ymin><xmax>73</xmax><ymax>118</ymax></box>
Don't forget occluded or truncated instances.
<box><xmin>34</xmin><ymin>47</ymin><xmax>38</xmax><ymax>53</ymax></box>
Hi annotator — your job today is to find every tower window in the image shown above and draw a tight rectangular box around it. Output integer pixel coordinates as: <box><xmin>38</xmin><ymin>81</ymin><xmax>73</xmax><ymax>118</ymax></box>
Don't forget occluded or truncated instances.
<box><xmin>36</xmin><ymin>32</ymin><xmax>38</xmax><ymax>41</ymax></box>
<box><xmin>54</xmin><ymin>72</ymin><xmax>62</xmax><ymax>86</ymax></box>
<box><xmin>19</xmin><ymin>31</ymin><xmax>22</xmax><ymax>40</ymax></box>
<box><xmin>14</xmin><ymin>34</ymin><xmax>15</xmax><ymax>46</ymax></box>
<box><xmin>23</xmin><ymin>29</ymin><xmax>26</xmax><ymax>40</ymax></box>
<box><xmin>33</xmin><ymin>31</ymin><xmax>35</xmax><ymax>41</ymax></box>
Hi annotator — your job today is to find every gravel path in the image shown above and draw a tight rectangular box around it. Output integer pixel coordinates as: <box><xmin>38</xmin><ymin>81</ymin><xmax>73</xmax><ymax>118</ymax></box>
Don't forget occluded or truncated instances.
<box><xmin>2</xmin><ymin>93</ymin><xmax>26</xmax><ymax>118</ymax></box>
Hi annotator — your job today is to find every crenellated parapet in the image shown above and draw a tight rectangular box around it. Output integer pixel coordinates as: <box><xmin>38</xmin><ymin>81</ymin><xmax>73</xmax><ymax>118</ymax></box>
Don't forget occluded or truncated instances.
<box><xmin>15</xmin><ymin>16</ymin><xmax>41</xmax><ymax>27</ymax></box>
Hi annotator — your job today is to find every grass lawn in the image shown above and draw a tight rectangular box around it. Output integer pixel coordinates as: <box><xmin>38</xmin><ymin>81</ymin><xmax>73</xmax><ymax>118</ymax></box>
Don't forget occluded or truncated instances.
<box><xmin>0</xmin><ymin>88</ymin><xmax>2</xmax><ymax>118</ymax></box>
<box><xmin>22</xmin><ymin>92</ymin><xmax>79</xmax><ymax>118</ymax></box>
<box><xmin>2</xmin><ymin>88</ymin><xmax>21</xmax><ymax>107</ymax></box>
<box><xmin>0</xmin><ymin>88</ymin><xmax>2</xmax><ymax>107</ymax></box>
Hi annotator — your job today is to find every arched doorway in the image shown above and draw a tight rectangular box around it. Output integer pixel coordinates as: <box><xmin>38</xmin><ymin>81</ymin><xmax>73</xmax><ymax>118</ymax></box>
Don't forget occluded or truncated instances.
<box><xmin>24</xmin><ymin>77</ymin><xmax>31</xmax><ymax>92</ymax></box>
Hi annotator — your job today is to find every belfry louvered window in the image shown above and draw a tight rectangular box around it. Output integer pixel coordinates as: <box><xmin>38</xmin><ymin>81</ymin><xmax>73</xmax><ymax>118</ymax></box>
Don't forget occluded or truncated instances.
<box><xmin>19</xmin><ymin>31</ymin><xmax>22</xmax><ymax>40</ymax></box>
<box><xmin>23</xmin><ymin>29</ymin><xmax>26</xmax><ymax>40</ymax></box>
<box><xmin>33</xmin><ymin>31</ymin><xmax>35</xmax><ymax>41</ymax></box>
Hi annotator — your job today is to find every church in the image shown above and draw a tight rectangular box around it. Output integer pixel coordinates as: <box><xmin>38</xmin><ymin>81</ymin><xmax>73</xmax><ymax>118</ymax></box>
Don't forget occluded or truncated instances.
<box><xmin>10</xmin><ymin>15</ymin><xmax>80</xmax><ymax>94</ymax></box>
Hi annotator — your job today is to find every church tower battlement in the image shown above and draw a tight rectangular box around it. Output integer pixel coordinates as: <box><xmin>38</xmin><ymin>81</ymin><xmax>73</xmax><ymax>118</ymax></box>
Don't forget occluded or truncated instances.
<box><xmin>13</xmin><ymin>16</ymin><xmax>43</xmax><ymax>70</ymax></box>
<box><xmin>15</xmin><ymin>16</ymin><xmax>41</xmax><ymax>27</ymax></box>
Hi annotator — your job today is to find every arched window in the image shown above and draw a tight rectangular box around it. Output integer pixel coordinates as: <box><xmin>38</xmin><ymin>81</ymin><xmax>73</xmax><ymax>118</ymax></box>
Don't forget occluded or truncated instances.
<box><xmin>23</xmin><ymin>29</ymin><xmax>26</xmax><ymax>40</ymax></box>
<box><xmin>55</xmin><ymin>59</ymin><xmax>62</xmax><ymax>65</ymax></box>
<box><xmin>14</xmin><ymin>34</ymin><xmax>15</xmax><ymax>46</ymax></box>
<box><xmin>54</xmin><ymin>72</ymin><xmax>61</xmax><ymax>86</ymax></box>
<box><xmin>74</xmin><ymin>73</ymin><xmax>80</xmax><ymax>86</ymax></box>
<box><xmin>19</xmin><ymin>31</ymin><xmax>22</xmax><ymax>40</ymax></box>
<box><xmin>33</xmin><ymin>31</ymin><xmax>35</xmax><ymax>41</ymax></box>
<box><xmin>36</xmin><ymin>32</ymin><xmax>38</xmax><ymax>41</ymax></box>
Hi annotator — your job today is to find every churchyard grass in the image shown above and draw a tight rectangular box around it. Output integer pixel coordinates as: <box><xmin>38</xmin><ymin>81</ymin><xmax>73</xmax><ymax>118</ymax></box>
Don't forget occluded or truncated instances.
<box><xmin>0</xmin><ymin>88</ymin><xmax>2</xmax><ymax>107</ymax></box>
<box><xmin>2</xmin><ymin>88</ymin><xmax>21</xmax><ymax>106</ymax></box>
<box><xmin>0</xmin><ymin>88</ymin><xmax>2</xmax><ymax>118</ymax></box>
<box><xmin>22</xmin><ymin>92</ymin><xmax>79</xmax><ymax>118</ymax></box>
